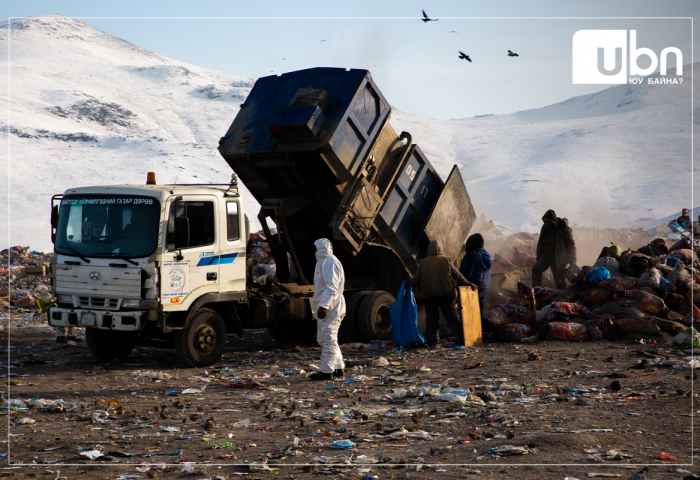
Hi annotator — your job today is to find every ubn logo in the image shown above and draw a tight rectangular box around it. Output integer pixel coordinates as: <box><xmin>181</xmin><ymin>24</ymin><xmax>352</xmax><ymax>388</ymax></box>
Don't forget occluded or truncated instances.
<box><xmin>572</xmin><ymin>30</ymin><xmax>683</xmax><ymax>84</ymax></box>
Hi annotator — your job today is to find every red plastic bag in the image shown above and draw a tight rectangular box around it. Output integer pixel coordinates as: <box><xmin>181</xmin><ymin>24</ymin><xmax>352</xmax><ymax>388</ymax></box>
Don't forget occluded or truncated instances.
<box><xmin>573</xmin><ymin>266</ymin><xmax>592</xmax><ymax>284</ymax></box>
<box><xmin>483</xmin><ymin>307</ymin><xmax>511</xmax><ymax>331</ymax></box>
<box><xmin>516</xmin><ymin>282</ymin><xmax>536</xmax><ymax>327</ymax></box>
<box><xmin>512</xmin><ymin>248</ymin><xmax>536</xmax><ymax>269</ymax></box>
<box><xmin>622</xmin><ymin>290</ymin><xmax>669</xmax><ymax>317</ymax></box>
<box><xmin>500</xmin><ymin>304</ymin><xmax>517</xmax><ymax>319</ymax></box>
<box><xmin>661</xmin><ymin>292</ymin><xmax>685</xmax><ymax>311</ymax></box>
<box><xmin>533</xmin><ymin>287</ymin><xmax>558</xmax><ymax>306</ymax></box>
<box><xmin>656</xmin><ymin>451</ymin><xmax>677</xmax><ymax>462</ymax></box>
<box><xmin>549</xmin><ymin>322</ymin><xmax>590</xmax><ymax>341</ymax></box>
<box><xmin>579</xmin><ymin>288</ymin><xmax>610</xmax><ymax>308</ymax></box>
<box><xmin>677</xmin><ymin>297</ymin><xmax>700</xmax><ymax>325</ymax></box>
<box><xmin>673</xmin><ymin>276</ymin><xmax>697</xmax><ymax>297</ymax></box>
<box><xmin>497</xmin><ymin>323</ymin><xmax>533</xmax><ymax>342</ymax></box>
<box><xmin>549</xmin><ymin>302</ymin><xmax>590</xmax><ymax>317</ymax></box>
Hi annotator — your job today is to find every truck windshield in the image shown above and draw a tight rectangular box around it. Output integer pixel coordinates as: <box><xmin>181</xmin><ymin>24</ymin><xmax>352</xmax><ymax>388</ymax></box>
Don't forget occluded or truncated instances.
<box><xmin>55</xmin><ymin>196</ymin><xmax>161</xmax><ymax>258</ymax></box>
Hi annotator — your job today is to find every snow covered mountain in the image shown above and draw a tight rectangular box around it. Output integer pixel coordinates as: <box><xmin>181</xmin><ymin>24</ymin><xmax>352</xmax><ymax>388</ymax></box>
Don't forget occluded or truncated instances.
<box><xmin>390</xmin><ymin>66</ymin><xmax>695</xmax><ymax>235</ymax></box>
<box><xmin>0</xmin><ymin>15</ymin><xmax>695</xmax><ymax>253</ymax></box>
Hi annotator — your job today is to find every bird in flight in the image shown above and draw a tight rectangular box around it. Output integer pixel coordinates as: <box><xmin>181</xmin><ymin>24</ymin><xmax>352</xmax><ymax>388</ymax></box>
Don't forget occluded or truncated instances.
<box><xmin>458</xmin><ymin>51</ymin><xmax>471</xmax><ymax>62</ymax></box>
<box><xmin>449</xmin><ymin>31</ymin><xmax>458</xmax><ymax>33</ymax></box>
<box><xmin>507</xmin><ymin>50</ymin><xmax>519</xmax><ymax>57</ymax></box>
<box><xmin>320</xmin><ymin>40</ymin><xmax>327</xmax><ymax>42</ymax></box>
<box><xmin>421</xmin><ymin>10</ymin><xmax>438</xmax><ymax>22</ymax></box>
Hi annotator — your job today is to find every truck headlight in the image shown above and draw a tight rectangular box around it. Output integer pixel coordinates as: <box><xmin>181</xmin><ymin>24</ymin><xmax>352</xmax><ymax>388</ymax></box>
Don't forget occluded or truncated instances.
<box><xmin>123</xmin><ymin>299</ymin><xmax>157</xmax><ymax>309</ymax></box>
<box><xmin>58</xmin><ymin>295</ymin><xmax>73</xmax><ymax>305</ymax></box>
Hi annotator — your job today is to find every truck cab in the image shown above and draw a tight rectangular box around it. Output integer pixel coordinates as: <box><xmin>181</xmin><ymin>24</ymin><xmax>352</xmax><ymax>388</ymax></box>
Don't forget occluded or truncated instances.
<box><xmin>48</xmin><ymin>176</ymin><xmax>251</xmax><ymax>366</ymax></box>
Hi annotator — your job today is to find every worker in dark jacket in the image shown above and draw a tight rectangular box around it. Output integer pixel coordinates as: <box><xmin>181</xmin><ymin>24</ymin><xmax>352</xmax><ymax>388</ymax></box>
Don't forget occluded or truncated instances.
<box><xmin>459</xmin><ymin>233</ymin><xmax>492</xmax><ymax>316</ymax></box>
<box><xmin>407</xmin><ymin>240</ymin><xmax>477</xmax><ymax>348</ymax></box>
<box><xmin>532</xmin><ymin>210</ymin><xmax>577</xmax><ymax>290</ymax></box>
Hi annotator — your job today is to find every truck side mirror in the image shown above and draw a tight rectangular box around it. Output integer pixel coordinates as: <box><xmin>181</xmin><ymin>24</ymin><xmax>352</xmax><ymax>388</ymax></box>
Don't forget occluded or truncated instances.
<box><xmin>50</xmin><ymin>205</ymin><xmax>59</xmax><ymax>244</ymax></box>
<box><xmin>175</xmin><ymin>217</ymin><xmax>190</xmax><ymax>249</ymax></box>
<box><xmin>51</xmin><ymin>205</ymin><xmax>59</xmax><ymax>229</ymax></box>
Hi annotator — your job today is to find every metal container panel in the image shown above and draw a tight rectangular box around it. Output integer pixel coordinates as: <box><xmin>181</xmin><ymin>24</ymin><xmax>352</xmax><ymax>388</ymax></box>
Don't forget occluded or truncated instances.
<box><xmin>219</xmin><ymin>68</ymin><xmax>391</xmax><ymax>187</ymax></box>
<box><xmin>376</xmin><ymin>145</ymin><xmax>444</xmax><ymax>271</ymax></box>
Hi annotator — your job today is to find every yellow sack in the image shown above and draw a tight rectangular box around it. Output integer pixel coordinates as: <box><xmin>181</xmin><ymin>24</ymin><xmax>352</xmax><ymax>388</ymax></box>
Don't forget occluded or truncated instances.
<box><xmin>35</xmin><ymin>298</ymin><xmax>56</xmax><ymax>313</ymax></box>
<box><xmin>607</xmin><ymin>243</ymin><xmax>622</xmax><ymax>259</ymax></box>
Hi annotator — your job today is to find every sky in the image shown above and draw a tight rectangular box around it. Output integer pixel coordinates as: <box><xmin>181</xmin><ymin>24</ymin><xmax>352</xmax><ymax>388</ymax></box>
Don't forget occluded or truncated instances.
<box><xmin>2</xmin><ymin>0</ymin><xmax>698</xmax><ymax>119</ymax></box>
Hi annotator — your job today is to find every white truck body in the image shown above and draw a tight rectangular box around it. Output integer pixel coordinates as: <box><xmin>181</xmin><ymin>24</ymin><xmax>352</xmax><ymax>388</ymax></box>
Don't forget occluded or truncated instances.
<box><xmin>48</xmin><ymin>181</ymin><xmax>256</xmax><ymax>366</ymax></box>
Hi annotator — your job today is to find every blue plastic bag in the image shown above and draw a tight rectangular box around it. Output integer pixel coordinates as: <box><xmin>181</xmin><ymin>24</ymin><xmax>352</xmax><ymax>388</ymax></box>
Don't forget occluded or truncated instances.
<box><xmin>390</xmin><ymin>281</ymin><xmax>425</xmax><ymax>348</ymax></box>
<box><xmin>585</xmin><ymin>266</ymin><xmax>610</xmax><ymax>285</ymax></box>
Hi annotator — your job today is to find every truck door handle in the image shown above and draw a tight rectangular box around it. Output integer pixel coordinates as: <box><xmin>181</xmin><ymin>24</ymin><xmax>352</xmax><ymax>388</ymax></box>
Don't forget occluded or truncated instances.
<box><xmin>207</xmin><ymin>272</ymin><xmax>217</xmax><ymax>281</ymax></box>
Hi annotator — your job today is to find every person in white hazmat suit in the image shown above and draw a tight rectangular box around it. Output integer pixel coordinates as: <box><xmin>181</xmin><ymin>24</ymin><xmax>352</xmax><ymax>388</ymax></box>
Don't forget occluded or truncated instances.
<box><xmin>309</xmin><ymin>238</ymin><xmax>346</xmax><ymax>380</ymax></box>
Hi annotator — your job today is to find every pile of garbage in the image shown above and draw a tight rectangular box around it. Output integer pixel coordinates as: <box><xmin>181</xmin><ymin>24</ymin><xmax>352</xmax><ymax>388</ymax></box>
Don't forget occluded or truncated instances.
<box><xmin>248</xmin><ymin>231</ymin><xmax>281</xmax><ymax>285</ymax></box>
<box><xmin>479</xmin><ymin>230</ymin><xmax>699</xmax><ymax>345</ymax></box>
<box><xmin>0</xmin><ymin>246</ymin><xmax>53</xmax><ymax>312</ymax></box>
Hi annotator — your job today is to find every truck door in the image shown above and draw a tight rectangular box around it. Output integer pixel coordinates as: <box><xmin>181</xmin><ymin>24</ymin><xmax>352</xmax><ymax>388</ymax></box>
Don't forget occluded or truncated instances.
<box><xmin>162</xmin><ymin>196</ymin><xmax>220</xmax><ymax>310</ymax></box>
<box><xmin>219</xmin><ymin>199</ymin><xmax>247</xmax><ymax>293</ymax></box>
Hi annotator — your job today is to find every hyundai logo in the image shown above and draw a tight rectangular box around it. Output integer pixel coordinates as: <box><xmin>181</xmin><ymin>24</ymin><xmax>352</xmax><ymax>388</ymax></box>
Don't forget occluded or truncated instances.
<box><xmin>89</xmin><ymin>271</ymin><xmax>102</xmax><ymax>281</ymax></box>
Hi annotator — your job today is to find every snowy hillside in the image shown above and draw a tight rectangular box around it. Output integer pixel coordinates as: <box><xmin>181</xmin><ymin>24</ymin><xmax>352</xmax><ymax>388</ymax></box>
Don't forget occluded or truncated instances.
<box><xmin>390</xmin><ymin>67</ymin><xmax>695</xmax><ymax>234</ymax></box>
<box><xmin>0</xmin><ymin>15</ymin><xmax>696</xmax><ymax>253</ymax></box>
<box><xmin>0</xmin><ymin>15</ymin><xmax>255</xmax><ymax>253</ymax></box>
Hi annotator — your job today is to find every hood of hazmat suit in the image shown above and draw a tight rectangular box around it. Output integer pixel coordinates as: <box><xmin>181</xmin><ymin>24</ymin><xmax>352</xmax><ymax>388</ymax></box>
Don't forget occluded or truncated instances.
<box><xmin>312</xmin><ymin>238</ymin><xmax>346</xmax><ymax>373</ymax></box>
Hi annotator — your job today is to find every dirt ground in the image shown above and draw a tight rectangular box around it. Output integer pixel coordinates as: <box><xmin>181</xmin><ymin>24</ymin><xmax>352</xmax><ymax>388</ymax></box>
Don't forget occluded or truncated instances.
<box><xmin>0</xmin><ymin>315</ymin><xmax>697</xmax><ymax>480</ymax></box>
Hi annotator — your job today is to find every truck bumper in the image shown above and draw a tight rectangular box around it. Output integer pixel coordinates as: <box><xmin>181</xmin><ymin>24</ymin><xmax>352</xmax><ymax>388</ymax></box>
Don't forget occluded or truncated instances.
<box><xmin>48</xmin><ymin>307</ymin><xmax>144</xmax><ymax>331</ymax></box>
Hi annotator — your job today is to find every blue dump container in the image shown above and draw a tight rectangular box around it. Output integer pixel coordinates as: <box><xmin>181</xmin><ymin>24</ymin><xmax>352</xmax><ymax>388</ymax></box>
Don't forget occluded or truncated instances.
<box><xmin>218</xmin><ymin>68</ymin><xmax>475</xmax><ymax>293</ymax></box>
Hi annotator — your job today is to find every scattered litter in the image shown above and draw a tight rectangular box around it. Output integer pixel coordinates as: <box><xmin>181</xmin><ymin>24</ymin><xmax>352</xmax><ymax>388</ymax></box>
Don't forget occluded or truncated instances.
<box><xmin>329</xmin><ymin>440</ymin><xmax>356</xmax><ymax>449</ymax></box>
<box><xmin>79</xmin><ymin>450</ymin><xmax>104</xmax><ymax>460</ymax></box>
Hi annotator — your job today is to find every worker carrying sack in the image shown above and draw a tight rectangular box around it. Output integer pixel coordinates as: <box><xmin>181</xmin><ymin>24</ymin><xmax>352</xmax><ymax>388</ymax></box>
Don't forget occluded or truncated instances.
<box><xmin>416</xmin><ymin>255</ymin><xmax>456</xmax><ymax>300</ymax></box>
<box><xmin>391</xmin><ymin>282</ymin><xmax>426</xmax><ymax>348</ymax></box>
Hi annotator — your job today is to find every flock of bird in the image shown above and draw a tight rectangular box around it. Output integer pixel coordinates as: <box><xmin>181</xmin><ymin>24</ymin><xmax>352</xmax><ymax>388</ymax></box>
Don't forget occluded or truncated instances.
<box><xmin>421</xmin><ymin>9</ymin><xmax>520</xmax><ymax>63</ymax></box>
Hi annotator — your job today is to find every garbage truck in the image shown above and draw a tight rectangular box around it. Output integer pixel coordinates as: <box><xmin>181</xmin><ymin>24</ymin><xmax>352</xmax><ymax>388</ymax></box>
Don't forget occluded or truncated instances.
<box><xmin>47</xmin><ymin>67</ymin><xmax>476</xmax><ymax>367</ymax></box>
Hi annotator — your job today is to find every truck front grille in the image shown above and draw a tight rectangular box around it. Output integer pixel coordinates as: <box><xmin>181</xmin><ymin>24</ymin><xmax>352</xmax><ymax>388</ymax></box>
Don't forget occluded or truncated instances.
<box><xmin>78</xmin><ymin>297</ymin><xmax>120</xmax><ymax>309</ymax></box>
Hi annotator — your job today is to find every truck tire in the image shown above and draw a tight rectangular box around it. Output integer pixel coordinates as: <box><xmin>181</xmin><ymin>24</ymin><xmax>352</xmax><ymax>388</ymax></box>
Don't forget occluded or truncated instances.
<box><xmin>357</xmin><ymin>291</ymin><xmax>395</xmax><ymax>342</ymax></box>
<box><xmin>338</xmin><ymin>291</ymin><xmax>370</xmax><ymax>344</ymax></box>
<box><xmin>85</xmin><ymin>328</ymin><xmax>135</xmax><ymax>360</ymax></box>
<box><xmin>174</xmin><ymin>308</ymin><xmax>227</xmax><ymax>367</ymax></box>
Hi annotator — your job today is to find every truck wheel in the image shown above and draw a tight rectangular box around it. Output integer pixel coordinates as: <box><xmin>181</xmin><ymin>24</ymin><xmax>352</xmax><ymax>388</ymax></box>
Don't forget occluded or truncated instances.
<box><xmin>174</xmin><ymin>308</ymin><xmax>226</xmax><ymax>367</ymax></box>
<box><xmin>357</xmin><ymin>291</ymin><xmax>395</xmax><ymax>342</ymax></box>
<box><xmin>338</xmin><ymin>291</ymin><xmax>370</xmax><ymax>344</ymax></box>
<box><xmin>85</xmin><ymin>328</ymin><xmax>135</xmax><ymax>360</ymax></box>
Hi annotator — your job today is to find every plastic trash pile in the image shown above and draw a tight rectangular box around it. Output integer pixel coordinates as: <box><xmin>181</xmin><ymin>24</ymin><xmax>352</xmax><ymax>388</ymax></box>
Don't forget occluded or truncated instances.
<box><xmin>479</xmin><ymin>228</ymin><xmax>699</xmax><ymax>344</ymax></box>
<box><xmin>1</xmin><ymin>246</ymin><xmax>54</xmax><ymax>312</ymax></box>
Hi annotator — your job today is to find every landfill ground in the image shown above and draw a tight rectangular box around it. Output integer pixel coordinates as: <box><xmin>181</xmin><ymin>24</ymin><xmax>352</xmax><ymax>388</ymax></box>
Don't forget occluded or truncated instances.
<box><xmin>1</xmin><ymin>322</ymin><xmax>697</xmax><ymax>480</ymax></box>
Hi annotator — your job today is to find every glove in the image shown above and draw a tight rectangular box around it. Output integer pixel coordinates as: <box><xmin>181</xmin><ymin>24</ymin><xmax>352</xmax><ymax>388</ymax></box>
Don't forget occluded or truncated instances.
<box><xmin>317</xmin><ymin>307</ymin><xmax>328</xmax><ymax>319</ymax></box>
